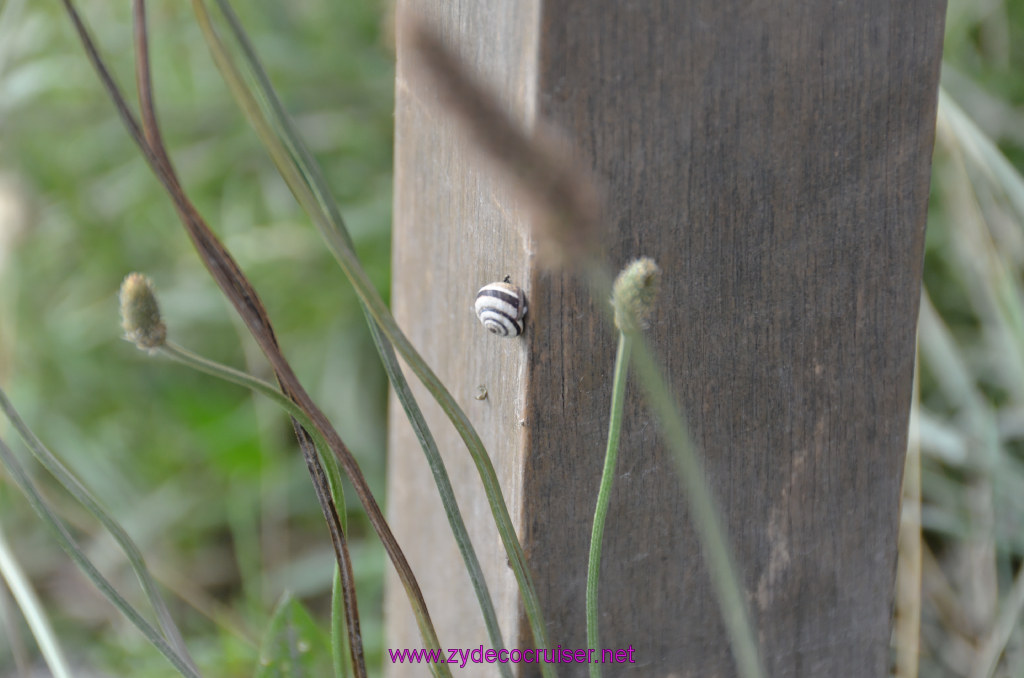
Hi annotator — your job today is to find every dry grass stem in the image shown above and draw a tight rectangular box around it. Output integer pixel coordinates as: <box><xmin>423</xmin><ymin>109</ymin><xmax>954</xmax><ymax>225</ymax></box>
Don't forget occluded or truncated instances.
<box><xmin>402</xmin><ymin>14</ymin><xmax>602</xmax><ymax>269</ymax></box>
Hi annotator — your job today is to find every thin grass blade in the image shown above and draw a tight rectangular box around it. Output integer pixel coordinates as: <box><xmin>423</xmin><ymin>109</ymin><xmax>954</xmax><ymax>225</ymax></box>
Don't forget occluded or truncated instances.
<box><xmin>0</xmin><ymin>525</ymin><xmax>74</xmax><ymax>678</ymax></box>
<box><xmin>0</xmin><ymin>435</ymin><xmax>201</xmax><ymax>678</ymax></box>
<box><xmin>0</xmin><ymin>386</ymin><xmax>197</xmax><ymax>671</ymax></box>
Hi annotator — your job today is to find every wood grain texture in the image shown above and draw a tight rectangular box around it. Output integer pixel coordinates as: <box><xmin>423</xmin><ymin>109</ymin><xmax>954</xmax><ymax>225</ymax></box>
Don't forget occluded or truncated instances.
<box><xmin>386</xmin><ymin>1</ymin><xmax>946</xmax><ymax>676</ymax></box>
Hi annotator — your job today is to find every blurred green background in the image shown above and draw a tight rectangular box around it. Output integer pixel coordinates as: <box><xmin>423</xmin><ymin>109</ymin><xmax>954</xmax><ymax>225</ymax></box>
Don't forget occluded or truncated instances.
<box><xmin>0</xmin><ymin>0</ymin><xmax>1023</xmax><ymax>676</ymax></box>
<box><xmin>0</xmin><ymin>0</ymin><xmax>394</xmax><ymax>674</ymax></box>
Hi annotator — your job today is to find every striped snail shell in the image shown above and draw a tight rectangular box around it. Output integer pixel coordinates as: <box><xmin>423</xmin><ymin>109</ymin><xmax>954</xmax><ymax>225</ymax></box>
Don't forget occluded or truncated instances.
<box><xmin>475</xmin><ymin>278</ymin><xmax>527</xmax><ymax>338</ymax></box>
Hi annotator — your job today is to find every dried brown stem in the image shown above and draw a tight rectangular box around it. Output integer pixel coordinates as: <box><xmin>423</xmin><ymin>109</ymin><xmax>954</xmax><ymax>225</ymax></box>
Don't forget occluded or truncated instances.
<box><xmin>58</xmin><ymin>0</ymin><xmax>441</xmax><ymax>672</ymax></box>
<box><xmin>402</xmin><ymin>15</ymin><xmax>603</xmax><ymax>268</ymax></box>
<box><xmin>131</xmin><ymin>1</ymin><xmax>368</xmax><ymax>673</ymax></box>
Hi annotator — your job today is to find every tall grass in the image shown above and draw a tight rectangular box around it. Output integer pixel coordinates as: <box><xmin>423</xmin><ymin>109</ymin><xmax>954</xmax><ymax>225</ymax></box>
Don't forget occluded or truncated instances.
<box><xmin>906</xmin><ymin>1</ymin><xmax>1024</xmax><ymax>669</ymax></box>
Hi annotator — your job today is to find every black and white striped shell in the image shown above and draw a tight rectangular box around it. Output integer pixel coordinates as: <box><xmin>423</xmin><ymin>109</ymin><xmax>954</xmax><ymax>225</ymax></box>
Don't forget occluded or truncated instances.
<box><xmin>475</xmin><ymin>282</ymin><xmax>527</xmax><ymax>337</ymax></box>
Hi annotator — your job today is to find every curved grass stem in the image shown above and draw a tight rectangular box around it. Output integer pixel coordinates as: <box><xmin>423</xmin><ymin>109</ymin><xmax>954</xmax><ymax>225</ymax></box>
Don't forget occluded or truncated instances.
<box><xmin>0</xmin><ymin>525</ymin><xmax>74</xmax><ymax>678</ymax></box>
<box><xmin>156</xmin><ymin>341</ymin><xmax>364</xmax><ymax>676</ymax></box>
<box><xmin>586</xmin><ymin>331</ymin><xmax>633</xmax><ymax>678</ymax></box>
<box><xmin>0</xmin><ymin>387</ymin><xmax>197</xmax><ymax>674</ymax></box>
<box><xmin>0</xmin><ymin>434</ymin><xmax>201</xmax><ymax>678</ymax></box>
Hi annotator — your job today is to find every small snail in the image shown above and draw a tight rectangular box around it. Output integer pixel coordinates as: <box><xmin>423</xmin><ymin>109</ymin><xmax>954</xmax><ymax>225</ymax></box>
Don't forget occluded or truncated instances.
<box><xmin>475</xmin><ymin>277</ymin><xmax>527</xmax><ymax>337</ymax></box>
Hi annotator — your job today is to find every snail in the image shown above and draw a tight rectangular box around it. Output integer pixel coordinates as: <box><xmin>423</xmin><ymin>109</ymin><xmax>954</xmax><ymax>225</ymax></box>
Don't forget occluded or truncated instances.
<box><xmin>475</xmin><ymin>277</ymin><xmax>527</xmax><ymax>337</ymax></box>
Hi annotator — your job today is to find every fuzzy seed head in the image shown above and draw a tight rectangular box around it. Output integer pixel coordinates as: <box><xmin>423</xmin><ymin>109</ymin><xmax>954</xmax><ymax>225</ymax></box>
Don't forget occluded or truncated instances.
<box><xmin>119</xmin><ymin>273</ymin><xmax>166</xmax><ymax>350</ymax></box>
<box><xmin>612</xmin><ymin>258</ymin><xmax>662</xmax><ymax>334</ymax></box>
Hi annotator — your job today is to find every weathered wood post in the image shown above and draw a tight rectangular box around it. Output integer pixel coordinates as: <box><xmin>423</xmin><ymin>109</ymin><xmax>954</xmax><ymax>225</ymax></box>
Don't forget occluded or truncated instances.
<box><xmin>385</xmin><ymin>1</ymin><xmax>947</xmax><ymax>676</ymax></box>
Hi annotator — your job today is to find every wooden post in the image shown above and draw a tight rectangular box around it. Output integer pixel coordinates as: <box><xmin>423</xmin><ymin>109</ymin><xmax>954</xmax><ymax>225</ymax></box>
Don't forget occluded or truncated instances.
<box><xmin>385</xmin><ymin>2</ymin><xmax>946</xmax><ymax>676</ymax></box>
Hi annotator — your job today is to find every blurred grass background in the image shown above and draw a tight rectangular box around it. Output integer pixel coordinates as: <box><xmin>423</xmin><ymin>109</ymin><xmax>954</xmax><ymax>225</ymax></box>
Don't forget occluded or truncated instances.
<box><xmin>0</xmin><ymin>0</ymin><xmax>1023</xmax><ymax>676</ymax></box>
<box><xmin>918</xmin><ymin>0</ymin><xmax>1024</xmax><ymax>676</ymax></box>
<box><xmin>0</xmin><ymin>0</ymin><xmax>395</xmax><ymax>674</ymax></box>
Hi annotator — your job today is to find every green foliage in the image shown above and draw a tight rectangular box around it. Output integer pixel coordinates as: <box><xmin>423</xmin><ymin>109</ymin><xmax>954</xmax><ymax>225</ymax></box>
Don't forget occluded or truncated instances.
<box><xmin>0</xmin><ymin>0</ymin><xmax>393</xmax><ymax>674</ymax></box>
<box><xmin>913</xmin><ymin>2</ymin><xmax>1024</xmax><ymax>676</ymax></box>
<box><xmin>255</xmin><ymin>594</ymin><xmax>332</xmax><ymax>678</ymax></box>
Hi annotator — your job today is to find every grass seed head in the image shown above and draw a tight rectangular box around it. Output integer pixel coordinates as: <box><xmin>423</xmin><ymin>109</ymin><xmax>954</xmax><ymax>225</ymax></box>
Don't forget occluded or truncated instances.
<box><xmin>119</xmin><ymin>272</ymin><xmax>166</xmax><ymax>351</ymax></box>
<box><xmin>612</xmin><ymin>257</ymin><xmax>662</xmax><ymax>334</ymax></box>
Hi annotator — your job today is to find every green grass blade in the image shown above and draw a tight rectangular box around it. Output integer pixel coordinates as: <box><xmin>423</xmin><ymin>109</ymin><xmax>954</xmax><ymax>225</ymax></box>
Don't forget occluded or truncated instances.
<box><xmin>196</xmin><ymin>20</ymin><xmax>513</xmax><ymax>658</ymax></box>
<box><xmin>0</xmin><ymin>525</ymin><xmax>74</xmax><ymax>678</ymax></box>
<box><xmin>0</xmin><ymin>434</ymin><xmax>202</xmax><ymax>678</ymax></box>
<box><xmin>586</xmin><ymin>332</ymin><xmax>632</xmax><ymax>678</ymax></box>
<box><xmin>157</xmin><ymin>342</ymin><xmax>367</xmax><ymax>675</ymax></box>
<box><xmin>0</xmin><ymin>386</ymin><xmax>198</xmax><ymax>673</ymax></box>
<box><xmin>938</xmin><ymin>88</ymin><xmax>1024</xmax><ymax>226</ymax></box>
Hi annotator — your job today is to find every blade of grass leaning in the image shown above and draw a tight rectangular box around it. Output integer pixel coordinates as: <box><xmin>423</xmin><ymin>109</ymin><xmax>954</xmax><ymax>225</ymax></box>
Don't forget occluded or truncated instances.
<box><xmin>188</xmin><ymin>8</ymin><xmax>458</xmax><ymax>676</ymax></box>
<box><xmin>155</xmin><ymin>341</ymin><xmax>360</xmax><ymax>675</ymax></box>
<box><xmin>331</xmin><ymin>567</ymin><xmax>351</xmax><ymax>678</ymax></box>
<box><xmin>583</xmin><ymin>262</ymin><xmax>765</xmax><ymax>678</ymax></box>
<box><xmin>130</xmin><ymin>3</ymin><xmax>368</xmax><ymax>671</ymax></box>
<box><xmin>628</xmin><ymin>330</ymin><xmax>766</xmax><ymax>678</ymax></box>
<box><xmin>194</xmin><ymin>0</ymin><xmax>527</xmax><ymax>666</ymax></box>
<box><xmin>134</xmin><ymin>8</ymin><xmax>370</xmax><ymax>672</ymax></box>
<box><xmin>120</xmin><ymin>269</ymin><xmax>363</xmax><ymax>674</ymax></box>
<box><xmin>586</xmin><ymin>258</ymin><xmax>661</xmax><ymax>678</ymax></box>
<box><xmin>0</xmin><ymin>387</ymin><xmax>197</xmax><ymax>672</ymax></box>
<box><xmin>938</xmin><ymin>89</ymin><xmax>1024</xmax><ymax>226</ymax></box>
<box><xmin>0</xmin><ymin>525</ymin><xmax>74</xmax><ymax>678</ymax></box>
<box><xmin>0</xmin><ymin>435</ymin><xmax>202</xmax><ymax>678</ymax></box>
<box><xmin>131</xmin><ymin>2</ymin><xmax>372</xmax><ymax>675</ymax></box>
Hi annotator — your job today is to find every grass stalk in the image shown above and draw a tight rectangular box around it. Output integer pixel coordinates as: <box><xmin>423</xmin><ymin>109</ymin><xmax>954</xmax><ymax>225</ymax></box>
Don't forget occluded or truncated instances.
<box><xmin>586</xmin><ymin>331</ymin><xmax>632</xmax><ymax>678</ymax></box>
<box><xmin>204</xmin><ymin>2</ymin><xmax>514</xmax><ymax>662</ymax></box>
<box><xmin>67</xmin><ymin>1</ymin><xmax>393</xmax><ymax>672</ymax></box>
<box><xmin>893</xmin><ymin>352</ymin><xmax>922</xmax><ymax>678</ymax></box>
<box><xmin>331</xmin><ymin>567</ymin><xmax>351</xmax><ymax>678</ymax></box>
<box><xmin>0</xmin><ymin>525</ymin><xmax>74</xmax><ymax>678</ymax></box>
<box><xmin>0</xmin><ymin>434</ymin><xmax>201</xmax><ymax>678</ymax></box>
<box><xmin>0</xmin><ymin>387</ymin><xmax>197</xmax><ymax>673</ymax></box>
<box><xmin>155</xmin><ymin>340</ymin><xmax>364</xmax><ymax>675</ymax></box>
